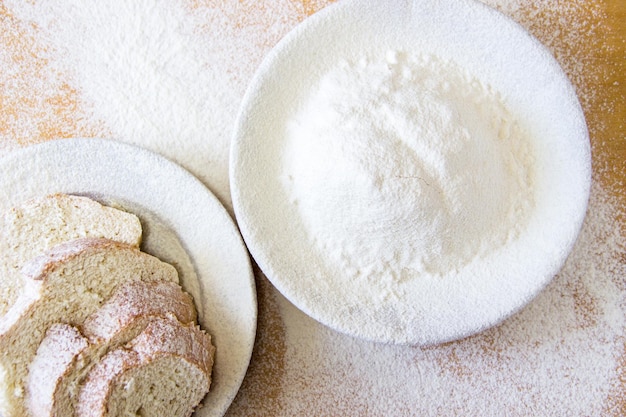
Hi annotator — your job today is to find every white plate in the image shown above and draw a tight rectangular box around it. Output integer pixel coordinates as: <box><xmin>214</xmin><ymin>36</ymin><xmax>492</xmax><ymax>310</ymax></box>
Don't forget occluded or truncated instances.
<box><xmin>230</xmin><ymin>0</ymin><xmax>591</xmax><ymax>345</ymax></box>
<box><xmin>0</xmin><ymin>138</ymin><xmax>256</xmax><ymax>417</ymax></box>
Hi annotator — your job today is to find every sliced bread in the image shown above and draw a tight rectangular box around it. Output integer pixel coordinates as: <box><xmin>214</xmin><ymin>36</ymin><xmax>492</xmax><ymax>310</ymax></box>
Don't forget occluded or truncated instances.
<box><xmin>81</xmin><ymin>280</ymin><xmax>198</xmax><ymax>343</ymax></box>
<box><xmin>75</xmin><ymin>317</ymin><xmax>214</xmax><ymax>417</ymax></box>
<box><xmin>0</xmin><ymin>237</ymin><xmax>178</xmax><ymax>417</ymax></box>
<box><xmin>28</xmin><ymin>280</ymin><xmax>199</xmax><ymax>417</ymax></box>
<box><xmin>0</xmin><ymin>193</ymin><xmax>142</xmax><ymax>317</ymax></box>
<box><xmin>27</xmin><ymin>324</ymin><xmax>90</xmax><ymax>417</ymax></box>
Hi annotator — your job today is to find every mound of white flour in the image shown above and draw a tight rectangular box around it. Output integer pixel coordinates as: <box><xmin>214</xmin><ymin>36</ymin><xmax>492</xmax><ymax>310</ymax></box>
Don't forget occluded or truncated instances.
<box><xmin>281</xmin><ymin>51</ymin><xmax>535</xmax><ymax>286</ymax></box>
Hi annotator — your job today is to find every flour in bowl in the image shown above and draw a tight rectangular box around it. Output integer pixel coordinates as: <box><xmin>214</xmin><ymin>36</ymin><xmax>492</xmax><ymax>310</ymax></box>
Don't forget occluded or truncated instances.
<box><xmin>281</xmin><ymin>51</ymin><xmax>535</xmax><ymax>290</ymax></box>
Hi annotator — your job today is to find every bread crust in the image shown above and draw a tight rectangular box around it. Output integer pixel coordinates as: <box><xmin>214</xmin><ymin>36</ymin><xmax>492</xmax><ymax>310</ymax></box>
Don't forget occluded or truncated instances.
<box><xmin>0</xmin><ymin>237</ymin><xmax>179</xmax><ymax>417</ymax></box>
<box><xmin>0</xmin><ymin>193</ymin><xmax>142</xmax><ymax>317</ymax></box>
<box><xmin>28</xmin><ymin>280</ymin><xmax>200</xmax><ymax>417</ymax></box>
<box><xmin>82</xmin><ymin>280</ymin><xmax>197</xmax><ymax>342</ymax></box>
<box><xmin>0</xmin><ymin>195</ymin><xmax>215</xmax><ymax>417</ymax></box>
<box><xmin>76</xmin><ymin>317</ymin><xmax>214</xmax><ymax>417</ymax></box>
<box><xmin>28</xmin><ymin>324</ymin><xmax>89</xmax><ymax>417</ymax></box>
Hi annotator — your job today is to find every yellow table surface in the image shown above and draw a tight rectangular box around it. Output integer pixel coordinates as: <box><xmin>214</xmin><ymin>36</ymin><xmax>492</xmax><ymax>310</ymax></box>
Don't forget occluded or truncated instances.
<box><xmin>0</xmin><ymin>0</ymin><xmax>624</xmax><ymax>416</ymax></box>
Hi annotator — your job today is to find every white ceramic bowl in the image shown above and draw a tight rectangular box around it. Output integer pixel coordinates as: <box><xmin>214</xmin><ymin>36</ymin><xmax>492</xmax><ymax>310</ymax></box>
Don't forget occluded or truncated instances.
<box><xmin>230</xmin><ymin>0</ymin><xmax>590</xmax><ymax>345</ymax></box>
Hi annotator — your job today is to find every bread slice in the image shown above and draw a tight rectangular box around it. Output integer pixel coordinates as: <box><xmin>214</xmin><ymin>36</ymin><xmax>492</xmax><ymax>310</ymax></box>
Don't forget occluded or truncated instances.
<box><xmin>76</xmin><ymin>317</ymin><xmax>214</xmax><ymax>417</ymax></box>
<box><xmin>27</xmin><ymin>324</ymin><xmax>90</xmax><ymax>417</ymax></box>
<box><xmin>28</xmin><ymin>280</ymin><xmax>199</xmax><ymax>417</ymax></box>
<box><xmin>0</xmin><ymin>193</ymin><xmax>142</xmax><ymax>317</ymax></box>
<box><xmin>81</xmin><ymin>280</ymin><xmax>198</xmax><ymax>343</ymax></box>
<box><xmin>0</xmin><ymin>237</ymin><xmax>178</xmax><ymax>417</ymax></box>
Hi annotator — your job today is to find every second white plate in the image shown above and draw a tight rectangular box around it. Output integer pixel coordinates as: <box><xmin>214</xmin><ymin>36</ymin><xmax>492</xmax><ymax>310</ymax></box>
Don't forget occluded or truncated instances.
<box><xmin>0</xmin><ymin>138</ymin><xmax>256</xmax><ymax>417</ymax></box>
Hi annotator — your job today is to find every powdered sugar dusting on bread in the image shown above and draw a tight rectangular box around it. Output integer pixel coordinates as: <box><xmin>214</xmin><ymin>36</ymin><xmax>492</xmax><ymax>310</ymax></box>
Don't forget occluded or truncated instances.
<box><xmin>28</xmin><ymin>280</ymin><xmax>207</xmax><ymax>417</ymax></box>
<box><xmin>129</xmin><ymin>318</ymin><xmax>215</xmax><ymax>376</ymax></box>
<box><xmin>19</xmin><ymin>238</ymin><xmax>138</xmax><ymax>281</ymax></box>
<box><xmin>77</xmin><ymin>318</ymin><xmax>213</xmax><ymax>417</ymax></box>
<box><xmin>81</xmin><ymin>280</ymin><xmax>198</xmax><ymax>343</ymax></box>
<box><xmin>76</xmin><ymin>349</ymin><xmax>140</xmax><ymax>417</ymax></box>
<box><xmin>27</xmin><ymin>323</ymin><xmax>89</xmax><ymax>417</ymax></box>
<box><xmin>0</xmin><ymin>193</ymin><xmax>142</xmax><ymax>317</ymax></box>
<box><xmin>0</xmin><ymin>236</ymin><xmax>181</xmax><ymax>417</ymax></box>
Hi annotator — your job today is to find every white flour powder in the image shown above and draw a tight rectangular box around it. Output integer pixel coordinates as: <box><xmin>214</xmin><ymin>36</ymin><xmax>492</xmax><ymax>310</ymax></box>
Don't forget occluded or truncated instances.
<box><xmin>282</xmin><ymin>51</ymin><xmax>535</xmax><ymax>282</ymax></box>
<box><xmin>3</xmin><ymin>0</ymin><xmax>308</xmax><ymax>211</ymax></box>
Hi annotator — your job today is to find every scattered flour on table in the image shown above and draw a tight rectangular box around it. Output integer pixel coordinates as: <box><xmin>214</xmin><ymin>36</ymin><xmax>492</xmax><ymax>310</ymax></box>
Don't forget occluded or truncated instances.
<box><xmin>0</xmin><ymin>3</ymin><xmax>102</xmax><ymax>153</ymax></box>
<box><xmin>230</xmin><ymin>182</ymin><xmax>626</xmax><ymax>417</ymax></box>
<box><xmin>2</xmin><ymin>0</ymin><xmax>313</xmax><ymax>211</ymax></box>
<box><xmin>282</xmin><ymin>51</ymin><xmax>535</xmax><ymax>284</ymax></box>
<box><xmin>486</xmin><ymin>0</ymin><xmax>609</xmax><ymax>113</ymax></box>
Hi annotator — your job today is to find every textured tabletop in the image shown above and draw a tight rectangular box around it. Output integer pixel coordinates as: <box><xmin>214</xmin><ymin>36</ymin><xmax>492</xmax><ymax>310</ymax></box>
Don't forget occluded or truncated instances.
<box><xmin>0</xmin><ymin>1</ymin><xmax>624</xmax><ymax>415</ymax></box>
